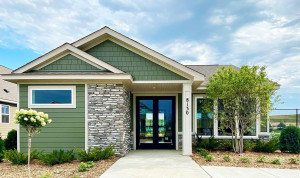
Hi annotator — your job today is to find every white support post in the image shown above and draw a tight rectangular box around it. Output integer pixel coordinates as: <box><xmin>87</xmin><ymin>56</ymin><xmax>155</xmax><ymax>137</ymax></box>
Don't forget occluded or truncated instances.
<box><xmin>182</xmin><ymin>83</ymin><xmax>192</xmax><ymax>155</ymax></box>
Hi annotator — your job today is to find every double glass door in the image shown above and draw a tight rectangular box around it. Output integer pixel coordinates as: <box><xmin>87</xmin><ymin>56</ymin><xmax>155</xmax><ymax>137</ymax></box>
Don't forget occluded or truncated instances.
<box><xmin>136</xmin><ymin>96</ymin><xmax>175</xmax><ymax>149</ymax></box>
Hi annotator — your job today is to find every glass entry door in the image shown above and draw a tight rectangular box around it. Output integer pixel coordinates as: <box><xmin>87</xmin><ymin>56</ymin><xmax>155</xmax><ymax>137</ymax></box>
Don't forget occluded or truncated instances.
<box><xmin>136</xmin><ymin>96</ymin><xmax>175</xmax><ymax>149</ymax></box>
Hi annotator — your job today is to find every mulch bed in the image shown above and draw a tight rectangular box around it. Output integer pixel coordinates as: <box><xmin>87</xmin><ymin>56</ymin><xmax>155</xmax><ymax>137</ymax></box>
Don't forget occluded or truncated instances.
<box><xmin>191</xmin><ymin>151</ymin><xmax>300</xmax><ymax>169</ymax></box>
<box><xmin>0</xmin><ymin>157</ymin><xmax>119</xmax><ymax>178</ymax></box>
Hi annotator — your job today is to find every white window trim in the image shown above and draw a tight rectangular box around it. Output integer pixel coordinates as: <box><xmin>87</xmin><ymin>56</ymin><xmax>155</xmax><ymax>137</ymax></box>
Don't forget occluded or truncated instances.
<box><xmin>0</xmin><ymin>104</ymin><xmax>10</xmax><ymax>124</ymax></box>
<box><xmin>28</xmin><ymin>86</ymin><xmax>76</xmax><ymax>108</ymax></box>
<box><xmin>193</xmin><ymin>94</ymin><xmax>260</xmax><ymax>139</ymax></box>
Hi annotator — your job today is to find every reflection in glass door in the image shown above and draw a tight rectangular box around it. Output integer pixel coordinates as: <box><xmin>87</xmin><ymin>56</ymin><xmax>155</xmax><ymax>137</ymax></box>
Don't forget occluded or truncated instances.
<box><xmin>137</xmin><ymin>96</ymin><xmax>175</xmax><ymax>149</ymax></box>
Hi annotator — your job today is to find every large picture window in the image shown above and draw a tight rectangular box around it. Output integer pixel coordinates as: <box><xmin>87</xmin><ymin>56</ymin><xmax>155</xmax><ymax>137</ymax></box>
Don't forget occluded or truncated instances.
<box><xmin>28</xmin><ymin>86</ymin><xmax>76</xmax><ymax>108</ymax></box>
<box><xmin>0</xmin><ymin>104</ymin><xmax>10</xmax><ymax>123</ymax></box>
<box><xmin>194</xmin><ymin>95</ymin><xmax>214</xmax><ymax>136</ymax></box>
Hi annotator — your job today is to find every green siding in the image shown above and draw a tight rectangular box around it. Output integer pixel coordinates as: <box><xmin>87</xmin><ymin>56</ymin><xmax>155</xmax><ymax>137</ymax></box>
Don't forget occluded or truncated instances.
<box><xmin>19</xmin><ymin>84</ymin><xmax>85</xmax><ymax>153</ymax></box>
<box><xmin>178</xmin><ymin>93</ymin><xmax>182</xmax><ymax>132</ymax></box>
<box><xmin>86</xmin><ymin>40</ymin><xmax>188</xmax><ymax>81</ymax></box>
<box><xmin>40</xmin><ymin>54</ymin><xmax>102</xmax><ymax>71</ymax></box>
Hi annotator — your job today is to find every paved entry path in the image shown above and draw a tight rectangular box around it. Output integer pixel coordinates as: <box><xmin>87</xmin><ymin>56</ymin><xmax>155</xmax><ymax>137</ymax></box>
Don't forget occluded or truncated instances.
<box><xmin>100</xmin><ymin>150</ymin><xmax>210</xmax><ymax>178</ymax></box>
<box><xmin>100</xmin><ymin>150</ymin><xmax>300</xmax><ymax>178</ymax></box>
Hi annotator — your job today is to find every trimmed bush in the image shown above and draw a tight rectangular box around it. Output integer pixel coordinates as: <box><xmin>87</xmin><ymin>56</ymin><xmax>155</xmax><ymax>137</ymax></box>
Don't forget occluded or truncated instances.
<box><xmin>279</xmin><ymin>126</ymin><xmax>300</xmax><ymax>153</ymax></box>
<box><xmin>4</xmin><ymin>149</ymin><xmax>41</xmax><ymax>165</ymax></box>
<box><xmin>243</xmin><ymin>140</ymin><xmax>256</xmax><ymax>151</ymax></box>
<box><xmin>240</xmin><ymin>157</ymin><xmax>251</xmax><ymax>164</ymax></box>
<box><xmin>75</xmin><ymin>146</ymin><xmax>115</xmax><ymax>162</ymax></box>
<box><xmin>39</xmin><ymin>149</ymin><xmax>75</xmax><ymax>166</ymax></box>
<box><xmin>0</xmin><ymin>153</ymin><xmax>3</xmax><ymax>162</ymax></box>
<box><xmin>78</xmin><ymin>162</ymin><xmax>88</xmax><ymax>172</ymax></box>
<box><xmin>289</xmin><ymin>157</ymin><xmax>300</xmax><ymax>164</ymax></box>
<box><xmin>194</xmin><ymin>136</ymin><xmax>220</xmax><ymax>151</ymax></box>
<box><xmin>271</xmin><ymin>158</ymin><xmax>281</xmax><ymax>165</ymax></box>
<box><xmin>256</xmin><ymin>156</ymin><xmax>267</xmax><ymax>163</ymax></box>
<box><xmin>4</xmin><ymin>130</ymin><xmax>17</xmax><ymax>150</ymax></box>
<box><xmin>0</xmin><ymin>137</ymin><xmax>5</xmax><ymax>155</ymax></box>
<box><xmin>223</xmin><ymin>155</ymin><xmax>232</xmax><ymax>162</ymax></box>
<box><xmin>218</xmin><ymin>139</ymin><xmax>232</xmax><ymax>151</ymax></box>
<box><xmin>5</xmin><ymin>149</ymin><xmax>27</xmax><ymax>165</ymax></box>
<box><xmin>253</xmin><ymin>138</ymin><xmax>278</xmax><ymax>153</ymax></box>
<box><xmin>204</xmin><ymin>154</ymin><xmax>214</xmax><ymax>162</ymax></box>
<box><xmin>196</xmin><ymin>148</ymin><xmax>209</xmax><ymax>157</ymax></box>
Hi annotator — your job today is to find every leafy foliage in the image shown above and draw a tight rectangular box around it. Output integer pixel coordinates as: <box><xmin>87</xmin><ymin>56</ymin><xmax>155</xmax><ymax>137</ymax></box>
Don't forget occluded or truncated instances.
<box><xmin>243</xmin><ymin>140</ymin><xmax>256</xmax><ymax>151</ymax></box>
<box><xmin>4</xmin><ymin>130</ymin><xmax>17</xmax><ymax>150</ymax></box>
<box><xmin>0</xmin><ymin>153</ymin><xmax>3</xmax><ymax>162</ymax></box>
<box><xmin>196</xmin><ymin>148</ymin><xmax>209</xmax><ymax>157</ymax></box>
<box><xmin>0</xmin><ymin>137</ymin><xmax>5</xmax><ymax>154</ymax></box>
<box><xmin>39</xmin><ymin>172</ymin><xmax>52</xmax><ymax>178</ymax></box>
<box><xmin>277</xmin><ymin>122</ymin><xmax>286</xmax><ymax>130</ymax></box>
<box><xmin>4</xmin><ymin>149</ymin><xmax>42</xmax><ymax>165</ymax></box>
<box><xmin>289</xmin><ymin>157</ymin><xmax>300</xmax><ymax>164</ymax></box>
<box><xmin>204</xmin><ymin>154</ymin><xmax>214</xmax><ymax>162</ymax></box>
<box><xmin>217</xmin><ymin>139</ymin><xmax>233</xmax><ymax>151</ymax></box>
<box><xmin>75</xmin><ymin>146</ymin><xmax>115</xmax><ymax>162</ymax></box>
<box><xmin>206</xmin><ymin>65</ymin><xmax>277</xmax><ymax>153</ymax></box>
<box><xmin>39</xmin><ymin>149</ymin><xmax>75</xmax><ymax>166</ymax></box>
<box><xmin>256</xmin><ymin>156</ymin><xmax>267</xmax><ymax>163</ymax></box>
<box><xmin>194</xmin><ymin>136</ymin><xmax>220</xmax><ymax>151</ymax></box>
<box><xmin>78</xmin><ymin>162</ymin><xmax>88</xmax><ymax>172</ymax></box>
<box><xmin>5</xmin><ymin>149</ymin><xmax>27</xmax><ymax>165</ymax></box>
<box><xmin>240</xmin><ymin>157</ymin><xmax>251</xmax><ymax>164</ymax></box>
<box><xmin>279</xmin><ymin>126</ymin><xmax>300</xmax><ymax>153</ymax></box>
<box><xmin>223</xmin><ymin>155</ymin><xmax>233</xmax><ymax>162</ymax></box>
<box><xmin>271</xmin><ymin>158</ymin><xmax>281</xmax><ymax>165</ymax></box>
<box><xmin>253</xmin><ymin>139</ymin><xmax>278</xmax><ymax>153</ymax></box>
<box><xmin>86</xmin><ymin>161</ymin><xmax>95</xmax><ymax>168</ymax></box>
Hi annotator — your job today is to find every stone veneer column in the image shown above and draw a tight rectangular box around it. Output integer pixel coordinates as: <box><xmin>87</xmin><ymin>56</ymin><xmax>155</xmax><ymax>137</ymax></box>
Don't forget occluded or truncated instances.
<box><xmin>87</xmin><ymin>84</ymin><xmax>131</xmax><ymax>156</ymax></box>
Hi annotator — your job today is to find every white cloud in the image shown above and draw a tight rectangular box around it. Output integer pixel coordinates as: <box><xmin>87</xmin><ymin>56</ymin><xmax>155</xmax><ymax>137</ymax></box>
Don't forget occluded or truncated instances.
<box><xmin>160</xmin><ymin>40</ymin><xmax>218</xmax><ymax>65</ymax></box>
<box><xmin>209</xmin><ymin>15</ymin><xmax>237</xmax><ymax>25</ymax></box>
<box><xmin>0</xmin><ymin>0</ymin><xmax>193</xmax><ymax>54</ymax></box>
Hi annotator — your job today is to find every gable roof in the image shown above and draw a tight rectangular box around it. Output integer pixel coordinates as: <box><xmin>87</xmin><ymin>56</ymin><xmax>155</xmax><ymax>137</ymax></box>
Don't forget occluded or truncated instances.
<box><xmin>0</xmin><ymin>65</ymin><xmax>17</xmax><ymax>104</ymax></box>
<box><xmin>13</xmin><ymin>43</ymin><xmax>124</xmax><ymax>74</ymax></box>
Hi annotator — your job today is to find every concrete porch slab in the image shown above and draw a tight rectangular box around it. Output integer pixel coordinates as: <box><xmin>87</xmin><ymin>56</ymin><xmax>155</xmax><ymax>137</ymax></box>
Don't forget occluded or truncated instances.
<box><xmin>100</xmin><ymin>150</ymin><xmax>210</xmax><ymax>178</ymax></box>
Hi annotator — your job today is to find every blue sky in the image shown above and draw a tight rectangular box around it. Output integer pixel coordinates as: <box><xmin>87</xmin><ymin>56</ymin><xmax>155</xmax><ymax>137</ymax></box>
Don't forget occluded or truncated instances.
<box><xmin>0</xmin><ymin>0</ymin><xmax>299</xmax><ymax>113</ymax></box>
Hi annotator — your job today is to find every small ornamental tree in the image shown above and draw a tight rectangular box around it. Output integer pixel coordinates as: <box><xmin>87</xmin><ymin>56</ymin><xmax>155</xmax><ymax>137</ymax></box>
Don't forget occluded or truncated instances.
<box><xmin>14</xmin><ymin>109</ymin><xmax>52</xmax><ymax>177</ymax></box>
<box><xmin>206</xmin><ymin>65</ymin><xmax>277</xmax><ymax>153</ymax></box>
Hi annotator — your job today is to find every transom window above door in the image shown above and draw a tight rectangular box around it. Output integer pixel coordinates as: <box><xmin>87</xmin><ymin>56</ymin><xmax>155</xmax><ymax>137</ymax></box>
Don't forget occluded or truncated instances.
<box><xmin>28</xmin><ymin>86</ymin><xmax>76</xmax><ymax>108</ymax></box>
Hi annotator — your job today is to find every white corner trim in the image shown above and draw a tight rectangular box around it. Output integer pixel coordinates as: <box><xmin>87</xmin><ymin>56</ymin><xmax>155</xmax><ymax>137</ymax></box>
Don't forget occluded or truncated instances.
<box><xmin>72</xmin><ymin>27</ymin><xmax>205</xmax><ymax>81</ymax></box>
<box><xmin>85</xmin><ymin>84</ymin><xmax>88</xmax><ymax>150</ymax></box>
<box><xmin>182</xmin><ymin>84</ymin><xmax>192</xmax><ymax>155</ymax></box>
<box><xmin>28</xmin><ymin>85</ymin><xmax>76</xmax><ymax>108</ymax></box>
<box><xmin>17</xmin><ymin>84</ymin><xmax>20</xmax><ymax>151</ymax></box>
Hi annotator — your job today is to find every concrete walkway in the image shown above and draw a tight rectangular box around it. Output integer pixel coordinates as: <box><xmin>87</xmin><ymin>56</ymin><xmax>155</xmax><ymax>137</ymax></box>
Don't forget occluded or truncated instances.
<box><xmin>100</xmin><ymin>150</ymin><xmax>300</xmax><ymax>178</ymax></box>
<box><xmin>100</xmin><ymin>150</ymin><xmax>210</xmax><ymax>178</ymax></box>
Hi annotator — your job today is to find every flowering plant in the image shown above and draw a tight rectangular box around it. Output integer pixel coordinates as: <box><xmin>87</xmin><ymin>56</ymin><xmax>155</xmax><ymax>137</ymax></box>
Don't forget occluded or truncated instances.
<box><xmin>14</xmin><ymin>109</ymin><xmax>52</xmax><ymax>129</ymax></box>
<box><xmin>14</xmin><ymin>109</ymin><xmax>51</xmax><ymax>177</ymax></box>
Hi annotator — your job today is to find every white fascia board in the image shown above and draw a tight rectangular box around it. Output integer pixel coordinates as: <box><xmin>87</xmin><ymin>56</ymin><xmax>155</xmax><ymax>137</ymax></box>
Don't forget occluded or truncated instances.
<box><xmin>0</xmin><ymin>98</ymin><xmax>17</xmax><ymax>104</ymax></box>
<box><xmin>2</xmin><ymin>74</ymin><xmax>133</xmax><ymax>81</ymax></box>
<box><xmin>13</xmin><ymin>43</ymin><xmax>124</xmax><ymax>74</ymax></box>
<box><xmin>72</xmin><ymin>27</ymin><xmax>205</xmax><ymax>81</ymax></box>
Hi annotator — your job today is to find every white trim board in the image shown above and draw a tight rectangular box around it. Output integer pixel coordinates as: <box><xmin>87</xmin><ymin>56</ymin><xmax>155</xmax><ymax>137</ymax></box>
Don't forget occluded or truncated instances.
<box><xmin>85</xmin><ymin>84</ymin><xmax>88</xmax><ymax>150</ymax></box>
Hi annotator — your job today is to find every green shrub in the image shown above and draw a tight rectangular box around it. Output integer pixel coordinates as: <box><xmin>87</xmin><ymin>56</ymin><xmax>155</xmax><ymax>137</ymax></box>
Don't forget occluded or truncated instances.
<box><xmin>240</xmin><ymin>157</ymin><xmax>251</xmax><ymax>164</ymax></box>
<box><xmin>86</xmin><ymin>161</ymin><xmax>94</xmax><ymax>168</ymax></box>
<box><xmin>271</xmin><ymin>158</ymin><xmax>281</xmax><ymax>165</ymax></box>
<box><xmin>39</xmin><ymin>149</ymin><xmax>75</xmax><ymax>166</ymax></box>
<box><xmin>75</xmin><ymin>145</ymin><xmax>115</xmax><ymax>162</ymax></box>
<box><xmin>39</xmin><ymin>172</ymin><xmax>52</xmax><ymax>178</ymax></box>
<box><xmin>289</xmin><ymin>157</ymin><xmax>300</xmax><ymax>164</ymax></box>
<box><xmin>0</xmin><ymin>137</ymin><xmax>5</xmax><ymax>154</ymax></box>
<box><xmin>253</xmin><ymin>139</ymin><xmax>278</xmax><ymax>153</ymax></box>
<box><xmin>194</xmin><ymin>135</ymin><xmax>220</xmax><ymax>151</ymax></box>
<box><xmin>218</xmin><ymin>139</ymin><xmax>232</xmax><ymax>151</ymax></box>
<box><xmin>0</xmin><ymin>153</ymin><xmax>3</xmax><ymax>162</ymax></box>
<box><xmin>243</xmin><ymin>140</ymin><xmax>256</xmax><ymax>151</ymax></box>
<box><xmin>277</xmin><ymin>122</ymin><xmax>286</xmax><ymax>130</ymax></box>
<box><xmin>223</xmin><ymin>155</ymin><xmax>232</xmax><ymax>162</ymax></box>
<box><xmin>4</xmin><ymin>130</ymin><xmax>17</xmax><ymax>150</ymax></box>
<box><xmin>279</xmin><ymin>126</ymin><xmax>300</xmax><ymax>153</ymax></box>
<box><xmin>196</xmin><ymin>148</ymin><xmax>209</xmax><ymax>157</ymax></box>
<box><xmin>256</xmin><ymin>156</ymin><xmax>267</xmax><ymax>163</ymax></box>
<box><xmin>204</xmin><ymin>154</ymin><xmax>214</xmax><ymax>162</ymax></box>
<box><xmin>78</xmin><ymin>162</ymin><xmax>88</xmax><ymax>172</ymax></box>
<box><xmin>5</xmin><ymin>149</ymin><xmax>27</xmax><ymax>165</ymax></box>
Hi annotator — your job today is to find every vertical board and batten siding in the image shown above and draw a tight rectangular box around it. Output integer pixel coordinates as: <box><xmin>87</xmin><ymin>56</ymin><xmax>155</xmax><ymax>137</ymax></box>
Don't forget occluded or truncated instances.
<box><xmin>40</xmin><ymin>54</ymin><xmax>102</xmax><ymax>71</ymax></box>
<box><xmin>19</xmin><ymin>84</ymin><xmax>85</xmax><ymax>153</ymax></box>
<box><xmin>86</xmin><ymin>40</ymin><xmax>188</xmax><ymax>81</ymax></box>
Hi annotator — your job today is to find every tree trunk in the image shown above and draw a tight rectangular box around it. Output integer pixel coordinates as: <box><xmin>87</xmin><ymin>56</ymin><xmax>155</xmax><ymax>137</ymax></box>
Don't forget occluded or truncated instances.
<box><xmin>28</xmin><ymin>134</ymin><xmax>31</xmax><ymax>178</ymax></box>
<box><xmin>235</xmin><ymin>130</ymin><xmax>239</xmax><ymax>153</ymax></box>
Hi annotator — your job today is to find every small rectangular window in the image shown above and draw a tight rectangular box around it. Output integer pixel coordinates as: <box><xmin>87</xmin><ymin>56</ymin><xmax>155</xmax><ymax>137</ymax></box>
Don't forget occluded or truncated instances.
<box><xmin>1</xmin><ymin>105</ymin><xmax>10</xmax><ymax>123</ymax></box>
<box><xmin>194</xmin><ymin>96</ymin><xmax>214</xmax><ymax>136</ymax></box>
<box><xmin>28</xmin><ymin>86</ymin><xmax>76</xmax><ymax>108</ymax></box>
